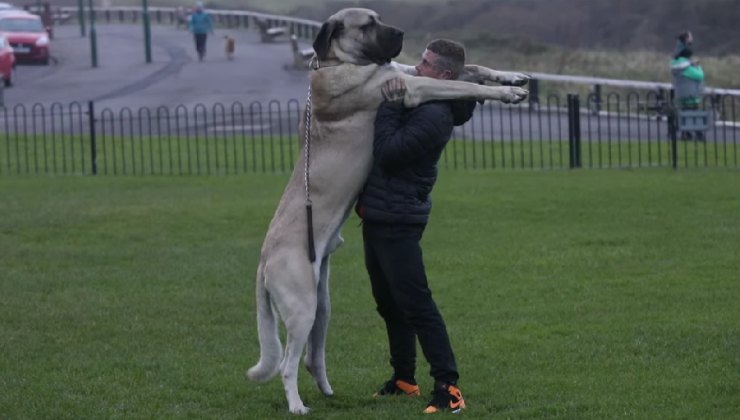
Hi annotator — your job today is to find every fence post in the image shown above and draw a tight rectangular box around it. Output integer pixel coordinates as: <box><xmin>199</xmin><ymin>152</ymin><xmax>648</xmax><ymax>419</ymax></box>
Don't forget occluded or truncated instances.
<box><xmin>567</xmin><ymin>94</ymin><xmax>582</xmax><ymax>169</ymax></box>
<box><xmin>568</xmin><ymin>94</ymin><xmax>575</xmax><ymax>168</ymax></box>
<box><xmin>591</xmin><ymin>84</ymin><xmax>602</xmax><ymax>115</ymax></box>
<box><xmin>668</xmin><ymin>89</ymin><xmax>678</xmax><ymax>170</ymax></box>
<box><xmin>528</xmin><ymin>78</ymin><xmax>539</xmax><ymax>110</ymax></box>
<box><xmin>574</xmin><ymin>95</ymin><xmax>582</xmax><ymax>167</ymax></box>
<box><xmin>88</xmin><ymin>101</ymin><xmax>97</xmax><ymax>175</ymax></box>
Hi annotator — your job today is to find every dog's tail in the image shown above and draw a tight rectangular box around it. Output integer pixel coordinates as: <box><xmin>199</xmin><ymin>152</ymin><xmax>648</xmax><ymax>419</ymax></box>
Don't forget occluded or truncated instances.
<box><xmin>246</xmin><ymin>262</ymin><xmax>283</xmax><ymax>382</ymax></box>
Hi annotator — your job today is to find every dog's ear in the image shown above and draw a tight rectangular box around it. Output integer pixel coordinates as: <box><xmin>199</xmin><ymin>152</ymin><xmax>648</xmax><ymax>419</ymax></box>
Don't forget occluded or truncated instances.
<box><xmin>313</xmin><ymin>20</ymin><xmax>340</xmax><ymax>60</ymax></box>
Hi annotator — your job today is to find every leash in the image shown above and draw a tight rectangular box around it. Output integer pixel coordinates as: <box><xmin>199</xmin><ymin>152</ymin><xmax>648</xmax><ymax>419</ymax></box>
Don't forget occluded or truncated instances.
<box><xmin>302</xmin><ymin>56</ymin><xmax>342</xmax><ymax>263</ymax></box>
<box><xmin>303</xmin><ymin>84</ymin><xmax>316</xmax><ymax>263</ymax></box>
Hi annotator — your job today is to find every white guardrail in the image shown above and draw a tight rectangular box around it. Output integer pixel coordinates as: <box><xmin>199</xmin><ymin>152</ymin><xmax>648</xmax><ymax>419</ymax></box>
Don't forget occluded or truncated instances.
<box><xmin>528</xmin><ymin>72</ymin><xmax>740</xmax><ymax>97</ymax></box>
<box><xmin>50</xmin><ymin>5</ymin><xmax>740</xmax><ymax>97</ymax></box>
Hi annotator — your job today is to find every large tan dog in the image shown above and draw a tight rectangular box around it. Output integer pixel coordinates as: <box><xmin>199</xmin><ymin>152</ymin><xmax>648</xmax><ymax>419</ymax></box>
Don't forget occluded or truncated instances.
<box><xmin>247</xmin><ymin>8</ymin><xmax>528</xmax><ymax>414</ymax></box>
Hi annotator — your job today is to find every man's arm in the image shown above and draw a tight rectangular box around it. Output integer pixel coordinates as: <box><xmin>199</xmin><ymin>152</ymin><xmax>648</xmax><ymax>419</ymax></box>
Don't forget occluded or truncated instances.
<box><xmin>207</xmin><ymin>14</ymin><xmax>214</xmax><ymax>33</ymax></box>
<box><xmin>373</xmin><ymin>79</ymin><xmax>453</xmax><ymax>169</ymax></box>
<box><xmin>389</xmin><ymin>61</ymin><xmax>529</xmax><ymax>86</ymax></box>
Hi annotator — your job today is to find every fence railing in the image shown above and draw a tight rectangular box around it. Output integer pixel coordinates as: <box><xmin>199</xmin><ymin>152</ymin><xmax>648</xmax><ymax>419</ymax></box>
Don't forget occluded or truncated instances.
<box><xmin>1</xmin><ymin>91</ymin><xmax>738</xmax><ymax>176</ymax></box>
<box><xmin>55</xmin><ymin>5</ymin><xmax>322</xmax><ymax>41</ymax></box>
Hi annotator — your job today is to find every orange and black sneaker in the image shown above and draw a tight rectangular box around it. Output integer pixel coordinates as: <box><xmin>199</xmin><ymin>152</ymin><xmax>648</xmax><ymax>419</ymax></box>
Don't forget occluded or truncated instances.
<box><xmin>373</xmin><ymin>377</ymin><xmax>421</xmax><ymax>397</ymax></box>
<box><xmin>423</xmin><ymin>383</ymin><xmax>466</xmax><ymax>414</ymax></box>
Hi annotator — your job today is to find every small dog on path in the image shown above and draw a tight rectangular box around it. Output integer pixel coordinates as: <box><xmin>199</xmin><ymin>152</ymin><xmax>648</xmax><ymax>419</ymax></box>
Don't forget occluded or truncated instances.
<box><xmin>224</xmin><ymin>35</ymin><xmax>236</xmax><ymax>60</ymax></box>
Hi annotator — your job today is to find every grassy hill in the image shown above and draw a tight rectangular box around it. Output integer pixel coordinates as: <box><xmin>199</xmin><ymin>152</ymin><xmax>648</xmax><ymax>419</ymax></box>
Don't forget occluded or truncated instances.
<box><xmin>288</xmin><ymin>0</ymin><xmax>740</xmax><ymax>89</ymax></box>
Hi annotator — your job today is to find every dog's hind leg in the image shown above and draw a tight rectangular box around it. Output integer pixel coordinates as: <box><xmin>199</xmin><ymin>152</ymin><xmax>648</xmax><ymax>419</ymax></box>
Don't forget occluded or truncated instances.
<box><xmin>268</xmin><ymin>256</ymin><xmax>317</xmax><ymax>415</ymax></box>
<box><xmin>246</xmin><ymin>262</ymin><xmax>283</xmax><ymax>382</ymax></box>
<box><xmin>304</xmin><ymin>253</ymin><xmax>333</xmax><ymax>396</ymax></box>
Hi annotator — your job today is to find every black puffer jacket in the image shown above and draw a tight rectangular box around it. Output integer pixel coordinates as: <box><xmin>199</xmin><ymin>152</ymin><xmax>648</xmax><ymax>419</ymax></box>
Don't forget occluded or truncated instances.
<box><xmin>356</xmin><ymin>99</ymin><xmax>476</xmax><ymax>225</ymax></box>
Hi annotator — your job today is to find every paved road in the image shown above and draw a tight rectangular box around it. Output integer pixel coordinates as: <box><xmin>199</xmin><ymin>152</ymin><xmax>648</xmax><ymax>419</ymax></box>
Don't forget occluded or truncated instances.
<box><xmin>5</xmin><ymin>23</ymin><xmax>312</xmax><ymax>109</ymax></box>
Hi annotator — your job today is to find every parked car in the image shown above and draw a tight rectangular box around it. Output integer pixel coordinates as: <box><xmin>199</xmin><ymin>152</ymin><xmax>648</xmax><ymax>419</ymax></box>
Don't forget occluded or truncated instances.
<box><xmin>0</xmin><ymin>11</ymin><xmax>50</xmax><ymax>64</ymax></box>
<box><xmin>0</xmin><ymin>2</ymin><xmax>20</xmax><ymax>11</ymax></box>
<box><xmin>0</xmin><ymin>33</ymin><xmax>15</xmax><ymax>86</ymax></box>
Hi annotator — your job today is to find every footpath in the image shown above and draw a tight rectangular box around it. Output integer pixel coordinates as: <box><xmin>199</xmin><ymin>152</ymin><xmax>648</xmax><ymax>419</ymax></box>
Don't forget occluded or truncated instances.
<box><xmin>4</xmin><ymin>23</ymin><xmax>311</xmax><ymax>109</ymax></box>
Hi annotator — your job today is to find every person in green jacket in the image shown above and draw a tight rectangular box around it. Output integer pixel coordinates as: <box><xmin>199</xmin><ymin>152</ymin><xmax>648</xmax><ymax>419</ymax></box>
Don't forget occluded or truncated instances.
<box><xmin>670</xmin><ymin>31</ymin><xmax>705</xmax><ymax>141</ymax></box>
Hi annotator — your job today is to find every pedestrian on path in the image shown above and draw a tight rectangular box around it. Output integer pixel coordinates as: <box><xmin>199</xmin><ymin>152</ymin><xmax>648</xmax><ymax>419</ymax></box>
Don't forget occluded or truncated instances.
<box><xmin>188</xmin><ymin>2</ymin><xmax>213</xmax><ymax>61</ymax></box>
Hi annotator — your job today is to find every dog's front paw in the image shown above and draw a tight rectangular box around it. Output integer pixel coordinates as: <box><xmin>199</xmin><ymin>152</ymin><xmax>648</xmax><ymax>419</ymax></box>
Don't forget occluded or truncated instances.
<box><xmin>503</xmin><ymin>86</ymin><xmax>528</xmax><ymax>104</ymax></box>
<box><xmin>499</xmin><ymin>72</ymin><xmax>530</xmax><ymax>87</ymax></box>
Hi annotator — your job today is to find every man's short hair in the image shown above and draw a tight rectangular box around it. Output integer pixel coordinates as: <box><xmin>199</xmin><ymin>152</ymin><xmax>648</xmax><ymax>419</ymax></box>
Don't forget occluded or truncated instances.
<box><xmin>426</xmin><ymin>39</ymin><xmax>466</xmax><ymax>78</ymax></box>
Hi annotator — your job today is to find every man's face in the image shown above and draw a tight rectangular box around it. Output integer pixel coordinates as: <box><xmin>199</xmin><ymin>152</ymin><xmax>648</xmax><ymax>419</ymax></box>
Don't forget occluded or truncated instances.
<box><xmin>415</xmin><ymin>49</ymin><xmax>453</xmax><ymax>80</ymax></box>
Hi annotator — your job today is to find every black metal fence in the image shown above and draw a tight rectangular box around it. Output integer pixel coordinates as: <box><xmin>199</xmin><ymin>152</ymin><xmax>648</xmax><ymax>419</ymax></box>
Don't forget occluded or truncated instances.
<box><xmin>1</xmin><ymin>92</ymin><xmax>739</xmax><ymax>176</ymax></box>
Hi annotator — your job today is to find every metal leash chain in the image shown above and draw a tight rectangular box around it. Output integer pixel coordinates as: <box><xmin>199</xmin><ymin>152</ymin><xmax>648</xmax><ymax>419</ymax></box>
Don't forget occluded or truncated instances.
<box><xmin>303</xmin><ymin>85</ymin><xmax>312</xmax><ymax>203</ymax></box>
<box><xmin>303</xmin><ymin>84</ymin><xmax>316</xmax><ymax>262</ymax></box>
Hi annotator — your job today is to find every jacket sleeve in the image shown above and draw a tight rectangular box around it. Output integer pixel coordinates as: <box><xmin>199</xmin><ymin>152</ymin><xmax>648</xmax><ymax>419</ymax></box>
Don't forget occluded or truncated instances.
<box><xmin>373</xmin><ymin>102</ymin><xmax>453</xmax><ymax>169</ymax></box>
<box><xmin>670</xmin><ymin>58</ymin><xmax>691</xmax><ymax>71</ymax></box>
<box><xmin>682</xmin><ymin>65</ymin><xmax>704</xmax><ymax>82</ymax></box>
<box><xmin>454</xmin><ymin>100</ymin><xmax>477</xmax><ymax>126</ymax></box>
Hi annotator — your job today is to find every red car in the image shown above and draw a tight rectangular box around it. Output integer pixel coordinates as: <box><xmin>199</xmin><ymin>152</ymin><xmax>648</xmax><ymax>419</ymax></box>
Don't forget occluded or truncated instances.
<box><xmin>0</xmin><ymin>33</ymin><xmax>14</xmax><ymax>85</ymax></box>
<box><xmin>0</xmin><ymin>11</ymin><xmax>50</xmax><ymax>64</ymax></box>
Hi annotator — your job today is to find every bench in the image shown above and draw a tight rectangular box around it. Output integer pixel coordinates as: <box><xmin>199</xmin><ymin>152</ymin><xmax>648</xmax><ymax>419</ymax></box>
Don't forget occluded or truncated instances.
<box><xmin>677</xmin><ymin>110</ymin><xmax>712</xmax><ymax>132</ymax></box>
<box><xmin>637</xmin><ymin>100</ymin><xmax>670</xmax><ymax>117</ymax></box>
<box><xmin>52</xmin><ymin>11</ymin><xmax>72</xmax><ymax>25</ymax></box>
<box><xmin>290</xmin><ymin>34</ymin><xmax>314</xmax><ymax>69</ymax></box>
<box><xmin>254</xmin><ymin>18</ymin><xmax>286</xmax><ymax>43</ymax></box>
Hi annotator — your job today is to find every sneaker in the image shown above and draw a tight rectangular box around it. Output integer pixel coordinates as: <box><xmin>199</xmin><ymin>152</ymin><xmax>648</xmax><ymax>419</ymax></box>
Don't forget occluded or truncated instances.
<box><xmin>373</xmin><ymin>378</ymin><xmax>421</xmax><ymax>397</ymax></box>
<box><xmin>423</xmin><ymin>383</ymin><xmax>466</xmax><ymax>414</ymax></box>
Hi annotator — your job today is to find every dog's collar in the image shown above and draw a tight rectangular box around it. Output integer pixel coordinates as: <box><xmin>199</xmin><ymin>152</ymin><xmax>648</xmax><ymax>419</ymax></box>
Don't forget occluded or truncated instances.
<box><xmin>310</xmin><ymin>56</ymin><xmax>343</xmax><ymax>70</ymax></box>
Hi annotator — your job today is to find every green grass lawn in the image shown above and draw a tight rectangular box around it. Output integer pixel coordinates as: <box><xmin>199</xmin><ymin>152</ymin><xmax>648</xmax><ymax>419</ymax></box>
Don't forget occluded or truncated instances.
<box><xmin>1</xmin><ymin>170</ymin><xmax>740</xmax><ymax>418</ymax></box>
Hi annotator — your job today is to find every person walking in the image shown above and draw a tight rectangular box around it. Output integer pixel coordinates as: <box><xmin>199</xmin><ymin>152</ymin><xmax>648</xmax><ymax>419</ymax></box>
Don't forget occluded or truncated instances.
<box><xmin>670</xmin><ymin>31</ymin><xmax>706</xmax><ymax>141</ymax></box>
<box><xmin>188</xmin><ymin>2</ymin><xmax>213</xmax><ymax>61</ymax></box>
<box><xmin>355</xmin><ymin>39</ymin><xmax>476</xmax><ymax>414</ymax></box>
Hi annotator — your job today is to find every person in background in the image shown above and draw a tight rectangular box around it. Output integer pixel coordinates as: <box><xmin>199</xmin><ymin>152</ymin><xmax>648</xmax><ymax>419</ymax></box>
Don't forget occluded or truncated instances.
<box><xmin>175</xmin><ymin>6</ymin><xmax>190</xmax><ymax>30</ymax></box>
<box><xmin>188</xmin><ymin>2</ymin><xmax>213</xmax><ymax>61</ymax></box>
<box><xmin>355</xmin><ymin>39</ymin><xmax>476</xmax><ymax>414</ymax></box>
<box><xmin>670</xmin><ymin>31</ymin><xmax>705</xmax><ymax>141</ymax></box>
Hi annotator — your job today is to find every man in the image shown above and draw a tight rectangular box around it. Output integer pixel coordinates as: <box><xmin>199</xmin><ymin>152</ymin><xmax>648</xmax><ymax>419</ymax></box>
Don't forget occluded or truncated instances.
<box><xmin>188</xmin><ymin>2</ymin><xmax>213</xmax><ymax>61</ymax></box>
<box><xmin>355</xmin><ymin>39</ymin><xmax>475</xmax><ymax>414</ymax></box>
<box><xmin>670</xmin><ymin>31</ymin><xmax>705</xmax><ymax>141</ymax></box>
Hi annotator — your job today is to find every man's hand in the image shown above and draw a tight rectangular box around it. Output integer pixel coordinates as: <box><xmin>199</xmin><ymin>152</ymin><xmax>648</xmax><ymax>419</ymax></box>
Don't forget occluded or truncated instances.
<box><xmin>381</xmin><ymin>78</ymin><xmax>407</xmax><ymax>103</ymax></box>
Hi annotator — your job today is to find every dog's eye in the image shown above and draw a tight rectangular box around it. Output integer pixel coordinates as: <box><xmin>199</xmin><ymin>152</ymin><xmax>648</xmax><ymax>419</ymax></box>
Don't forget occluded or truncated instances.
<box><xmin>361</xmin><ymin>21</ymin><xmax>375</xmax><ymax>30</ymax></box>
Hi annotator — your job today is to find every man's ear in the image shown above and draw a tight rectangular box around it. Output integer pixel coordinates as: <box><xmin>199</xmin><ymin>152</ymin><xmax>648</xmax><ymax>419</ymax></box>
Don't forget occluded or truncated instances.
<box><xmin>313</xmin><ymin>21</ymin><xmax>339</xmax><ymax>60</ymax></box>
<box><xmin>441</xmin><ymin>70</ymin><xmax>454</xmax><ymax>80</ymax></box>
